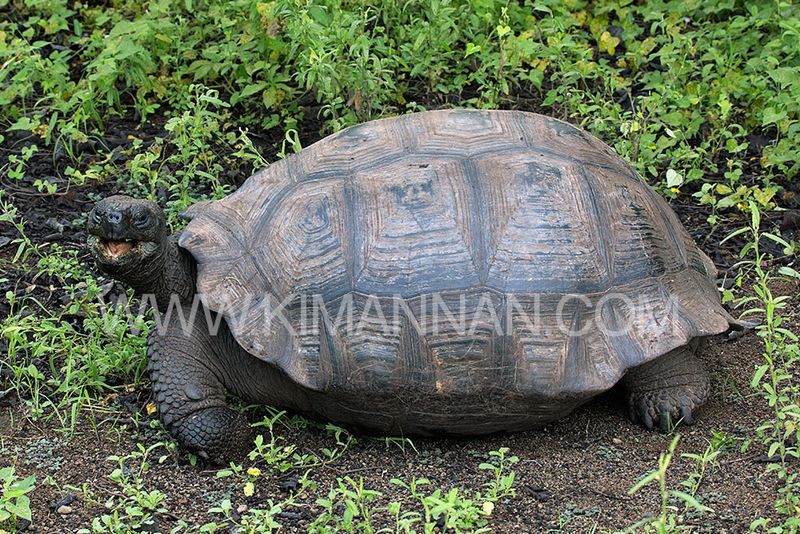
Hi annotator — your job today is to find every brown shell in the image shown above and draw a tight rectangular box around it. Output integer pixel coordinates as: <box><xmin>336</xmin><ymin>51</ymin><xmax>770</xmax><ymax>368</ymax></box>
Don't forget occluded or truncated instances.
<box><xmin>179</xmin><ymin>110</ymin><xmax>737</xmax><ymax>400</ymax></box>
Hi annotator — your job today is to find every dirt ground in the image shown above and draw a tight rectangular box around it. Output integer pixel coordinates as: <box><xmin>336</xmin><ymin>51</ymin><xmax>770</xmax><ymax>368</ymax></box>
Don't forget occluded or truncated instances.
<box><xmin>1</xmin><ymin>111</ymin><xmax>798</xmax><ymax>532</ymax></box>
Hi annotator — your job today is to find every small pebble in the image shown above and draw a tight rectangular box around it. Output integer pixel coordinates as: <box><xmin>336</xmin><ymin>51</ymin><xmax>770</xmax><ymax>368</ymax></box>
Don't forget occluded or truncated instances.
<box><xmin>237</xmin><ymin>504</ymin><xmax>248</xmax><ymax>514</ymax></box>
<box><xmin>50</xmin><ymin>493</ymin><xmax>77</xmax><ymax>511</ymax></box>
<box><xmin>57</xmin><ymin>505</ymin><xmax>73</xmax><ymax>515</ymax></box>
<box><xmin>612</xmin><ymin>437</ymin><xmax>622</xmax><ymax>445</ymax></box>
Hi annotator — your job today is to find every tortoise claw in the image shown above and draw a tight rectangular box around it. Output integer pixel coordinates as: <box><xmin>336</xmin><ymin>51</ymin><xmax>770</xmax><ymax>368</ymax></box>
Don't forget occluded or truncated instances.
<box><xmin>680</xmin><ymin>405</ymin><xmax>694</xmax><ymax>425</ymax></box>
<box><xmin>638</xmin><ymin>400</ymin><xmax>653</xmax><ymax>430</ymax></box>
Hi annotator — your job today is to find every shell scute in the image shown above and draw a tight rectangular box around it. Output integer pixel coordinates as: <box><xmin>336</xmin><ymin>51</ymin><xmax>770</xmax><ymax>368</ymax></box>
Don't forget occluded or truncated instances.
<box><xmin>181</xmin><ymin>110</ymin><xmax>738</xmax><ymax>399</ymax></box>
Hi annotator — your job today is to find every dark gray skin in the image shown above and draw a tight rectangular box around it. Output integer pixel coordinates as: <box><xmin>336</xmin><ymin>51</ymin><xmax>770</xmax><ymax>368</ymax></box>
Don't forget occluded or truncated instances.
<box><xmin>87</xmin><ymin>196</ymin><xmax>195</xmax><ymax>311</ymax></box>
<box><xmin>88</xmin><ymin>196</ymin><xmax>308</xmax><ymax>460</ymax></box>
<box><xmin>88</xmin><ymin>195</ymin><xmax>711</xmax><ymax>463</ymax></box>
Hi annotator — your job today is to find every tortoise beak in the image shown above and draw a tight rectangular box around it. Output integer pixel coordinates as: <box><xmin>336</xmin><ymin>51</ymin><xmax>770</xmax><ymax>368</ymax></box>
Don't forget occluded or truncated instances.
<box><xmin>88</xmin><ymin>233</ymin><xmax>141</xmax><ymax>263</ymax></box>
<box><xmin>87</xmin><ymin>207</ymin><xmax>139</xmax><ymax>261</ymax></box>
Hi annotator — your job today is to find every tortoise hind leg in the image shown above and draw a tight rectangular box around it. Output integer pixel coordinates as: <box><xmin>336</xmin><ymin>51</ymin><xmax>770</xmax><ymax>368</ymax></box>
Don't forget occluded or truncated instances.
<box><xmin>623</xmin><ymin>339</ymin><xmax>710</xmax><ymax>432</ymax></box>
<box><xmin>147</xmin><ymin>305</ymin><xmax>253</xmax><ymax>463</ymax></box>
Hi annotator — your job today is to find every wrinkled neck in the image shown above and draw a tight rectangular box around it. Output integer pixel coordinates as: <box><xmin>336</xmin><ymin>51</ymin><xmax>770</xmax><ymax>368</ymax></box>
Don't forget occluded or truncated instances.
<box><xmin>123</xmin><ymin>237</ymin><xmax>196</xmax><ymax>312</ymax></box>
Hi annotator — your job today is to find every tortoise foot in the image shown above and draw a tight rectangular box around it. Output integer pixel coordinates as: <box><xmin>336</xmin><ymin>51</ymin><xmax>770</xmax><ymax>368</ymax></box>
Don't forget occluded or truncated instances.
<box><xmin>172</xmin><ymin>406</ymin><xmax>254</xmax><ymax>464</ymax></box>
<box><xmin>627</xmin><ymin>385</ymin><xmax>706</xmax><ymax>432</ymax></box>
<box><xmin>623</xmin><ymin>343</ymin><xmax>710</xmax><ymax>433</ymax></box>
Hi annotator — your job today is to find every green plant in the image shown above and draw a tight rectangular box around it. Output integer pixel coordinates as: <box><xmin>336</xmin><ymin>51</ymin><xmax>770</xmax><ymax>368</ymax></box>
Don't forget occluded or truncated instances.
<box><xmin>478</xmin><ymin>447</ymin><xmax>519</xmax><ymax>501</ymax></box>
<box><xmin>0</xmin><ymin>466</ymin><xmax>36</xmax><ymax>532</ymax></box>
<box><xmin>722</xmin><ymin>204</ymin><xmax>800</xmax><ymax>531</ymax></box>
<box><xmin>1</xmin><ymin>286</ymin><xmax>148</xmax><ymax>427</ymax></box>
<box><xmin>277</xmin><ymin>0</ymin><xmax>401</xmax><ymax>129</ymax></box>
<box><xmin>679</xmin><ymin>431</ymin><xmax>735</xmax><ymax>503</ymax></box>
<box><xmin>310</xmin><ymin>476</ymin><xmax>383</xmax><ymax>533</ymax></box>
<box><xmin>216</xmin><ymin>412</ymin><xmax>358</xmax><ymax>502</ymax></box>
<box><xmin>0</xmin><ymin>193</ymin><xmax>39</xmax><ymax>265</ymax></box>
<box><xmin>5</xmin><ymin>145</ymin><xmax>38</xmax><ymax>181</ymax></box>
<box><xmin>211</xmin><ymin>498</ymin><xmax>283</xmax><ymax>533</ymax></box>
<box><xmin>0</xmin><ymin>203</ymin><xmax>148</xmax><ymax>427</ymax></box>
<box><xmin>386</xmin><ymin>500</ymin><xmax>423</xmax><ymax>534</ymax></box>
<box><xmin>210</xmin><ymin>467</ymin><xmax>314</xmax><ymax>532</ymax></box>
<box><xmin>390</xmin><ymin>447</ymin><xmax>519</xmax><ymax>533</ymax></box>
<box><xmin>379</xmin><ymin>436</ymin><xmax>419</xmax><ymax>454</ymax></box>
<box><xmin>627</xmin><ymin>435</ymin><xmax>713</xmax><ymax>532</ymax></box>
<box><xmin>76</xmin><ymin>443</ymin><xmax>173</xmax><ymax>533</ymax></box>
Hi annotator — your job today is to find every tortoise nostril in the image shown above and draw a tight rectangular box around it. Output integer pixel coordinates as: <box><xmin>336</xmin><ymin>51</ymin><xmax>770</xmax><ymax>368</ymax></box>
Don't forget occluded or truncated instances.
<box><xmin>107</xmin><ymin>209</ymin><xmax>123</xmax><ymax>225</ymax></box>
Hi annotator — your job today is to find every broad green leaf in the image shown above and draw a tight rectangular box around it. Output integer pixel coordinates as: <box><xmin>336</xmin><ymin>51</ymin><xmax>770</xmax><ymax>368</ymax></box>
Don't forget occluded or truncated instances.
<box><xmin>665</xmin><ymin>169</ymin><xmax>683</xmax><ymax>188</ymax></box>
<box><xmin>465</xmin><ymin>42</ymin><xmax>482</xmax><ymax>58</ymax></box>
<box><xmin>715</xmin><ymin>184</ymin><xmax>733</xmax><ymax>195</ymax></box>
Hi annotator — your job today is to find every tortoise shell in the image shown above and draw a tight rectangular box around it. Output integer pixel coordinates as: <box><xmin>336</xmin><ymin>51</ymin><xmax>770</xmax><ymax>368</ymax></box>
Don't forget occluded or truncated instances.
<box><xmin>179</xmin><ymin>110</ymin><xmax>736</xmax><ymax>402</ymax></box>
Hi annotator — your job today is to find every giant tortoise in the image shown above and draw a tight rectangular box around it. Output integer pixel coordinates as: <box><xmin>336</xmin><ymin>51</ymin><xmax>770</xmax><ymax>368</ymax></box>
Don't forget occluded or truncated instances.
<box><xmin>87</xmin><ymin>110</ymin><xmax>741</xmax><ymax>461</ymax></box>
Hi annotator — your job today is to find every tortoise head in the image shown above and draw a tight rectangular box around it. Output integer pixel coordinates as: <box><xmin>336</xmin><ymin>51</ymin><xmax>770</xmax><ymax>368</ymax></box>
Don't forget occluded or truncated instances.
<box><xmin>87</xmin><ymin>195</ymin><xmax>168</xmax><ymax>278</ymax></box>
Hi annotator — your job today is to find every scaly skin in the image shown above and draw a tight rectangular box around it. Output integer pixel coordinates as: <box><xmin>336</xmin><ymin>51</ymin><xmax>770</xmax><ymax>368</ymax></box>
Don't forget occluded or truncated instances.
<box><xmin>126</xmin><ymin>235</ymin><xmax>196</xmax><ymax>313</ymax></box>
<box><xmin>147</xmin><ymin>305</ymin><xmax>252</xmax><ymax>461</ymax></box>
<box><xmin>87</xmin><ymin>196</ymin><xmax>254</xmax><ymax>461</ymax></box>
<box><xmin>623</xmin><ymin>340</ymin><xmax>710</xmax><ymax>432</ymax></box>
<box><xmin>148</xmin><ymin>305</ymin><xmax>311</xmax><ymax>461</ymax></box>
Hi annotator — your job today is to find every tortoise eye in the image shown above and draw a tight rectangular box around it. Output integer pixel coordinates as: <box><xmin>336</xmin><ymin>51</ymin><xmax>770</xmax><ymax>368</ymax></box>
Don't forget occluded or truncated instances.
<box><xmin>132</xmin><ymin>209</ymin><xmax>150</xmax><ymax>227</ymax></box>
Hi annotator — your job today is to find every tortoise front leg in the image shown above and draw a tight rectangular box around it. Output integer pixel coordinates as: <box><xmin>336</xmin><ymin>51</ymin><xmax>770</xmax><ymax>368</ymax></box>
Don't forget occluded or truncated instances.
<box><xmin>147</xmin><ymin>305</ymin><xmax>253</xmax><ymax>463</ymax></box>
<box><xmin>623</xmin><ymin>340</ymin><xmax>710</xmax><ymax>432</ymax></box>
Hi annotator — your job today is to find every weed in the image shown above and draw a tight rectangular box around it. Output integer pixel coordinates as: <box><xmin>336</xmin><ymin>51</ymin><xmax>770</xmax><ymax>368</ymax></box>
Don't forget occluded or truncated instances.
<box><xmin>379</xmin><ymin>436</ymin><xmax>419</xmax><ymax>454</ymax></box>
<box><xmin>679</xmin><ymin>431</ymin><xmax>735</xmax><ymax>504</ymax></box>
<box><xmin>210</xmin><ymin>467</ymin><xmax>315</xmax><ymax>532</ymax></box>
<box><xmin>0</xmin><ymin>193</ymin><xmax>39</xmax><ymax>265</ymax></box>
<box><xmin>554</xmin><ymin>503</ymin><xmax>600</xmax><ymax>530</ymax></box>
<box><xmin>724</xmin><ymin>204</ymin><xmax>800</xmax><ymax>531</ymax></box>
<box><xmin>310</xmin><ymin>476</ymin><xmax>383</xmax><ymax>533</ymax></box>
<box><xmin>211</xmin><ymin>498</ymin><xmax>283</xmax><ymax>532</ymax></box>
<box><xmin>1</xmin><ymin>286</ymin><xmax>148</xmax><ymax>427</ymax></box>
<box><xmin>595</xmin><ymin>445</ymin><xmax>625</xmax><ymax>460</ymax></box>
<box><xmin>216</xmin><ymin>411</ymin><xmax>356</xmax><ymax>501</ymax></box>
<box><xmin>478</xmin><ymin>447</ymin><xmax>519</xmax><ymax>501</ymax></box>
<box><xmin>0</xmin><ymin>195</ymin><xmax>149</xmax><ymax>428</ymax></box>
<box><xmin>3</xmin><ymin>0</ymin><xmax>795</xmax><ymax>202</ymax></box>
<box><xmin>2</xmin><ymin>0</ymin><xmax>799</xmax><ymax>530</ymax></box>
<box><xmin>626</xmin><ymin>435</ymin><xmax>713</xmax><ymax>532</ymax></box>
<box><xmin>19</xmin><ymin>437</ymin><xmax>64</xmax><ymax>474</ymax></box>
<box><xmin>76</xmin><ymin>443</ymin><xmax>173</xmax><ymax>533</ymax></box>
<box><xmin>5</xmin><ymin>145</ymin><xmax>38</xmax><ymax>182</ymax></box>
<box><xmin>0</xmin><ymin>466</ymin><xmax>36</xmax><ymax>532</ymax></box>
<box><xmin>390</xmin><ymin>447</ymin><xmax>519</xmax><ymax>533</ymax></box>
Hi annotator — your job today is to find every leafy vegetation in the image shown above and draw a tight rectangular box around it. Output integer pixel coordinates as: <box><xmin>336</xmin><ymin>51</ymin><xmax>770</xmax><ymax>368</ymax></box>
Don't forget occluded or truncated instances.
<box><xmin>1</xmin><ymin>0</ymin><xmax>798</xmax><ymax>531</ymax></box>
<box><xmin>2</xmin><ymin>0</ymin><xmax>798</xmax><ymax>202</ymax></box>
<box><xmin>626</xmin><ymin>435</ymin><xmax>713</xmax><ymax>533</ymax></box>
<box><xmin>729</xmin><ymin>206</ymin><xmax>800</xmax><ymax>532</ymax></box>
<box><xmin>0</xmin><ymin>466</ymin><xmax>35</xmax><ymax>533</ymax></box>
<box><xmin>1</xmin><ymin>197</ymin><xmax>149</xmax><ymax>429</ymax></box>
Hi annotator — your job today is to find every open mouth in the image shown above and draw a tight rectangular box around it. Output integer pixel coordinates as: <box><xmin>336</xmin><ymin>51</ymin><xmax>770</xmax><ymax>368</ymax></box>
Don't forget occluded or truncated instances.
<box><xmin>97</xmin><ymin>238</ymin><xmax>139</xmax><ymax>260</ymax></box>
